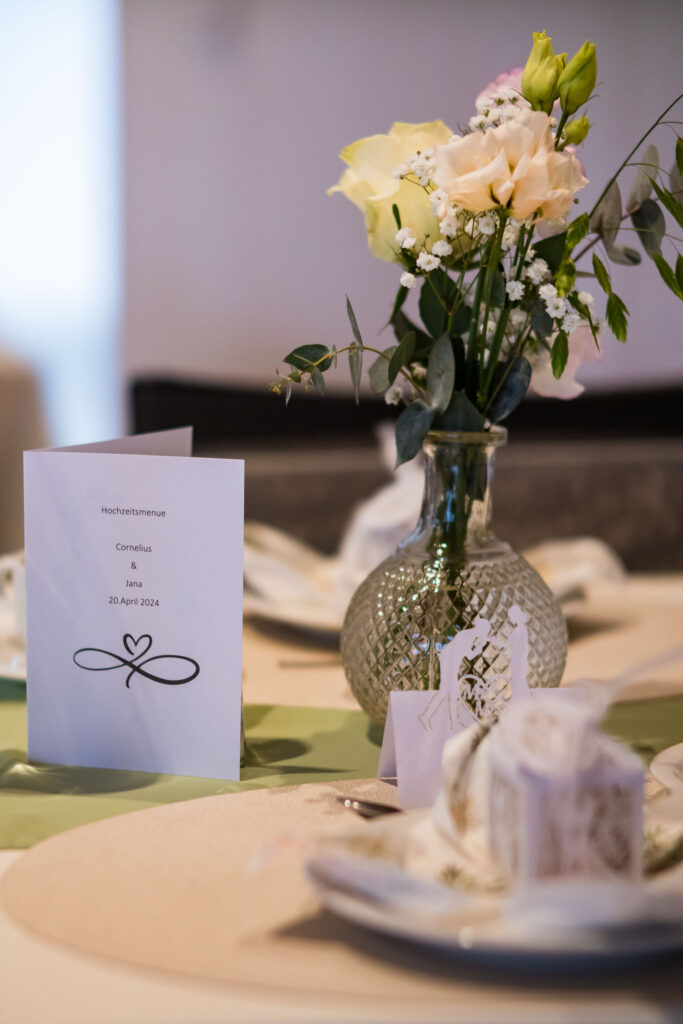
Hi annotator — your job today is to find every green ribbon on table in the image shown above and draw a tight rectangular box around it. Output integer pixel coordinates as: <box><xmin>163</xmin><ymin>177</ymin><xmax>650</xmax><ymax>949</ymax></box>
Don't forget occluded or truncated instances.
<box><xmin>0</xmin><ymin>678</ymin><xmax>681</xmax><ymax>850</ymax></box>
<box><xmin>0</xmin><ymin>681</ymin><xmax>383</xmax><ymax>849</ymax></box>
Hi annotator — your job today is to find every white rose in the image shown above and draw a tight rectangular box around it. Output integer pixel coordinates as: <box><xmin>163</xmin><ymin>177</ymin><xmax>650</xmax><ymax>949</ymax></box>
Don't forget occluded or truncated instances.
<box><xmin>328</xmin><ymin>121</ymin><xmax>452</xmax><ymax>262</ymax></box>
<box><xmin>433</xmin><ymin>109</ymin><xmax>587</xmax><ymax>222</ymax></box>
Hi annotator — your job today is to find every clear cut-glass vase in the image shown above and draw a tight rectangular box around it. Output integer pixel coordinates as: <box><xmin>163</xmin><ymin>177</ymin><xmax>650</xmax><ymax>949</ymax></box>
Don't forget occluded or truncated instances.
<box><xmin>340</xmin><ymin>427</ymin><xmax>567</xmax><ymax>725</ymax></box>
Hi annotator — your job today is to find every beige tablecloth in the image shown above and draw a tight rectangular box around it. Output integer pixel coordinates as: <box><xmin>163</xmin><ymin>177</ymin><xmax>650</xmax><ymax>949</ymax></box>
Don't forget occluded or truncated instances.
<box><xmin>1</xmin><ymin>574</ymin><xmax>683</xmax><ymax>1024</ymax></box>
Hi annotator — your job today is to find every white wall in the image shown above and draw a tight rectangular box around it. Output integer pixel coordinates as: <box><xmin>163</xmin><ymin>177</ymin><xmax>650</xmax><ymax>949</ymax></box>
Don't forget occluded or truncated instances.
<box><xmin>123</xmin><ymin>0</ymin><xmax>683</xmax><ymax>396</ymax></box>
<box><xmin>0</xmin><ymin>0</ymin><xmax>121</xmax><ymax>445</ymax></box>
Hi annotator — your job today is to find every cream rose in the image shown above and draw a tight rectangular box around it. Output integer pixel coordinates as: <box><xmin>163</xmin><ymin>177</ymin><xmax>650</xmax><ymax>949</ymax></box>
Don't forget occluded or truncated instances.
<box><xmin>328</xmin><ymin>121</ymin><xmax>452</xmax><ymax>262</ymax></box>
<box><xmin>433</xmin><ymin>109</ymin><xmax>587</xmax><ymax>221</ymax></box>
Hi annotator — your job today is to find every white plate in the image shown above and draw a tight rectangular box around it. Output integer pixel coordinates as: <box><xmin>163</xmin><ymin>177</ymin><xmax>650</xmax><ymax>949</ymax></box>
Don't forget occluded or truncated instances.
<box><xmin>307</xmin><ymin>855</ymin><xmax>683</xmax><ymax>965</ymax></box>
<box><xmin>243</xmin><ymin>522</ymin><xmax>350</xmax><ymax>635</ymax></box>
<box><xmin>243</xmin><ymin>524</ymin><xmax>624</xmax><ymax>639</ymax></box>
<box><xmin>650</xmin><ymin>743</ymin><xmax>683</xmax><ymax>795</ymax></box>
<box><xmin>243</xmin><ymin>591</ymin><xmax>343</xmax><ymax>636</ymax></box>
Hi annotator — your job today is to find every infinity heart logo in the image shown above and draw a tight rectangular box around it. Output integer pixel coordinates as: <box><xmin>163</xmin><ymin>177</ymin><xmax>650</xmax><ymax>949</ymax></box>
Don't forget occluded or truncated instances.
<box><xmin>73</xmin><ymin>634</ymin><xmax>200</xmax><ymax>689</ymax></box>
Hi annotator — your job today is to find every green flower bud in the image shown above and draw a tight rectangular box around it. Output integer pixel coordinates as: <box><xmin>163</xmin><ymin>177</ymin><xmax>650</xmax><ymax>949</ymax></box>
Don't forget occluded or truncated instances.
<box><xmin>558</xmin><ymin>41</ymin><xmax>597</xmax><ymax>115</ymax></box>
<box><xmin>563</xmin><ymin>116</ymin><xmax>590</xmax><ymax>145</ymax></box>
<box><xmin>522</xmin><ymin>31</ymin><xmax>563</xmax><ymax>114</ymax></box>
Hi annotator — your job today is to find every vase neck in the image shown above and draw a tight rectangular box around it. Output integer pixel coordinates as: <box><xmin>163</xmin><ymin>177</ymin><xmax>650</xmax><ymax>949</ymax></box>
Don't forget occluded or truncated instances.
<box><xmin>411</xmin><ymin>429</ymin><xmax>506</xmax><ymax>556</ymax></box>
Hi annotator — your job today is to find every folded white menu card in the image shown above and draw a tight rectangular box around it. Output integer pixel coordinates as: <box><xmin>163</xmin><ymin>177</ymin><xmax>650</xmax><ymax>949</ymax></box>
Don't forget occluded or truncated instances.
<box><xmin>24</xmin><ymin>428</ymin><xmax>244</xmax><ymax>780</ymax></box>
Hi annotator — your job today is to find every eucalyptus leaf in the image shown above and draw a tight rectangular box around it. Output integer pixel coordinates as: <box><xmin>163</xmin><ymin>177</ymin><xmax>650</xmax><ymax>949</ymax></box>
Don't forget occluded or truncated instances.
<box><xmin>565</xmin><ymin>213</ymin><xmax>590</xmax><ymax>249</ymax></box>
<box><xmin>449</xmin><ymin>305</ymin><xmax>471</xmax><ymax>337</ymax></box>
<box><xmin>426</xmin><ymin>334</ymin><xmax>455</xmax><ymax>412</ymax></box>
<box><xmin>488</xmin><ymin>357</ymin><xmax>532</xmax><ymax>422</ymax></box>
<box><xmin>670</xmin><ymin>157</ymin><xmax>683</xmax><ymax>201</ymax></box>
<box><xmin>653</xmin><ymin>254</ymin><xmax>683</xmax><ymax>301</ymax></box>
<box><xmin>590</xmin><ymin>180</ymin><xmax>622</xmax><ymax>249</ymax></box>
<box><xmin>387</xmin><ymin>285</ymin><xmax>409</xmax><ymax>326</ymax></box>
<box><xmin>412</xmin><ymin>336</ymin><xmax>436</xmax><ymax>361</ymax></box>
<box><xmin>311</xmin><ymin>367</ymin><xmax>326</xmax><ymax>395</ymax></box>
<box><xmin>346</xmin><ymin>296</ymin><xmax>364</xmax><ymax>348</ymax></box>
<box><xmin>395</xmin><ymin>402</ymin><xmax>435</xmax><ymax>467</ymax></box>
<box><xmin>388</xmin><ymin>331</ymin><xmax>416</xmax><ymax>385</ymax></box>
<box><xmin>551</xmin><ymin>331</ymin><xmax>569</xmax><ymax>379</ymax></box>
<box><xmin>632</xmin><ymin>198</ymin><xmax>665</xmax><ymax>257</ymax></box>
<box><xmin>532</xmin><ymin>231</ymin><xmax>568</xmax><ymax>273</ymax></box>
<box><xmin>530</xmin><ymin>301</ymin><xmax>554</xmax><ymax>339</ymax></box>
<box><xmin>349</xmin><ymin>343</ymin><xmax>363</xmax><ymax>404</ymax></box>
<box><xmin>284</xmin><ymin>344</ymin><xmax>333</xmax><ymax>372</ymax></box>
<box><xmin>555</xmin><ymin>257</ymin><xmax>577</xmax><ymax>293</ymax></box>
<box><xmin>650</xmin><ymin>178</ymin><xmax>683</xmax><ymax>230</ymax></box>
<box><xmin>676</xmin><ymin>137</ymin><xmax>683</xmax><ymax>176</ymax></box>
<box><xmin>677</xmin><ymin>254</ymin><xmax>683</xmax><ymax>294</ymax></box>
<box><xmin>604</xmin><ymin>243</ymin><xmax>642</xmax><ymax>266</ymax></box>
<box><xmin>490</xmin><ymin>269</ymin><xmax>506</xmax><ymax>307</ymax></box>
<box><xmin>391</xmin><ymin>309</ymin><xmax>432</xmax><ymax>351</ymax></box>
<box><xmin>392</xmin><ymin>203</ymin><xmax>401</xmax><ymax>230</ymax></box>
<box><xmin>439</xmin><ymin>389</ymin><xmax>485</xmax><ymax>432</ymax></box>
<box><xmin>592</xmin><ymin>254</ymin><xmax>612</xmax><ymax>295</ymax></box>
<box><xmin>418</xmin><ymin>270</ymin><xmax>458</xmax><ymax>339</ymax></box>
<box><xmin>452</xmin><ymin>334</ymin><xmax>466</xmax><ymax>386</ymax></box>
<box><xmin>626</xmin><ymin>144</ymin><xmax>659</xmax><ymax>212</ymax></box>
<box><xmin>419</xmin><ymin>280</ymin><xmax>447</xmax><ymax>339</ymax></box>
<box><xmin>606</xmin><ymin>293</ymin><xmax>629</xmax><ymax>341</ymax></box>
<box><xmin>368</xmin><ymin>347</ymin><xmax>398</xmax><ymax>394</ymax></box>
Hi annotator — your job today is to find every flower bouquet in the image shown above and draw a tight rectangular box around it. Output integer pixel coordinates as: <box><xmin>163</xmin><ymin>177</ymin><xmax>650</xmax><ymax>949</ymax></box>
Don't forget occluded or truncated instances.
<box><xmin>270</xmin><ymin>32</ymin><xmax>682</xmax><ymax>722</ymax></box>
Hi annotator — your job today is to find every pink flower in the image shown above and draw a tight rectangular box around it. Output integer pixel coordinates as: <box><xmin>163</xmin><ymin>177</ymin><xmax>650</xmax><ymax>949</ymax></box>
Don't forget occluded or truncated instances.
<box><xmin>475</xmin><ymin>68</ymin><xmax>525</xmax><ymax>111</ymax></box>
<box><xmin>529</xmin><ymin>326</ymin><xmax>601</xmax><ymax>399</ymax></box>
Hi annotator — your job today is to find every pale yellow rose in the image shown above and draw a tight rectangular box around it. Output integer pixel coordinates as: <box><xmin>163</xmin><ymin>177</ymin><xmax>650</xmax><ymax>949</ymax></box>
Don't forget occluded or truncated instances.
<box><xmin>433</xmin><ymin>109</ymin><xmax>587</xmax><ymax>221</ymax></box>
<box><xmin>328</xmin><ymin>121</ymin><xmax>452</xmax><ymax>262</ymax></box>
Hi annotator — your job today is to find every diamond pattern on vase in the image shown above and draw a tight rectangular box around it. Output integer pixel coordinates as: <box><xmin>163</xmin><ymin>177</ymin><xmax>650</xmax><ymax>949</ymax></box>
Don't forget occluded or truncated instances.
<box><xmin>341</xmin><ymin>550</ymin><xmax>567</xmax><ymax>725</ymax></box>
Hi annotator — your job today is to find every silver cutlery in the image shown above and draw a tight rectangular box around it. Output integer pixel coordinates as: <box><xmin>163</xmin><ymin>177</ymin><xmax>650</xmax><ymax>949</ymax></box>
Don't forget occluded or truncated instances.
<box><xmin>336</xmin><ymin>796</ymin><xmax>401</xmax><ymax>819</ymax></box>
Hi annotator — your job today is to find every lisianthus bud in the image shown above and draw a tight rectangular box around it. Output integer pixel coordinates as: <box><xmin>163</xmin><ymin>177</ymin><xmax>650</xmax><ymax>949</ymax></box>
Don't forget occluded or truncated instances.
<box><xmin>563</xmin><ymin>116</ymin><xmax>590</xmax><ymax>145</ymax></box>
<box><xmin>522</xmin><ymin>31</ymin><xmax>563</xmax><ymax>114</ymax></box>
<box><xmin>558</xmin><ymin>41</ymin><xmax>597</xmax><ymax>115</ymax></box>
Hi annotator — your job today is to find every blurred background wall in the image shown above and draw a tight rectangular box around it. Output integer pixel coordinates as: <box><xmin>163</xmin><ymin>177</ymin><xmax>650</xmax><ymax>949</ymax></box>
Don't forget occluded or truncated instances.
<box><xmin>0</xmin><ymin>0</ymin><xmax>680</xmax><ymax>447</ymax></box>
<box><xmin>0</xmin><ymin>0</ymin><xmax>120</xmax><ymax>446</ymax></box>
<box><xmin>0</xmin><ymin>0</ymin><xmax>680</xmax><ymax>562</ymax></box>
<box><xmin>123</xmin><ymin>0</ymin><xmax>683</xmax><ymax>399</ymax></box>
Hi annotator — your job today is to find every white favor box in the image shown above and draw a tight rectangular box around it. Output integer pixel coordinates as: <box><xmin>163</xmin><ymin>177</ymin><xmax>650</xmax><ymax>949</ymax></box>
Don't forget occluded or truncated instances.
<box><xmin>488</xmin><ymin>734</ymin><xmax>644</xmax><ymax>882</ymax></box>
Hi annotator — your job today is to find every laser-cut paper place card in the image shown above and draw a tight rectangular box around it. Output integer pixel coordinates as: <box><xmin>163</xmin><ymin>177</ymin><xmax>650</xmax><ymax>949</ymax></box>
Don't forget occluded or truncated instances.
<box><xmin>378</xmin><ymin>606</ymin><xmax>532</xmax><ymax>808</ymax></box>
<box><xmin>24</xmin><ymin>428</ymin><xmax>244</xmax><ymax>780</ymax></box>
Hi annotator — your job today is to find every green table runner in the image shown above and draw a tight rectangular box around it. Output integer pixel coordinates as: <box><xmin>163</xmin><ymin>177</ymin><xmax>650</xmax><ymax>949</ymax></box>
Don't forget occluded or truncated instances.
<box><xmin>1</xmin><ymin>678</ymin><xmax>681</xmax><ymax>849</ymax></box>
